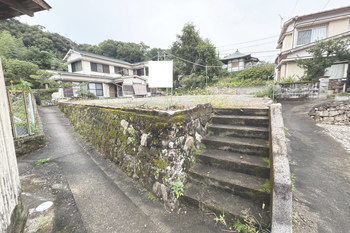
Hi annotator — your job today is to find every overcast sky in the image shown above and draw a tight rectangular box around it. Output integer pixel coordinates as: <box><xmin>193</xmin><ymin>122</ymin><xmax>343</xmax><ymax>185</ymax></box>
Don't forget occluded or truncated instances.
<box><xmin>19</xmin><ymin>0</ymin><xmax>350</xmax><ymax>62</ymax></box>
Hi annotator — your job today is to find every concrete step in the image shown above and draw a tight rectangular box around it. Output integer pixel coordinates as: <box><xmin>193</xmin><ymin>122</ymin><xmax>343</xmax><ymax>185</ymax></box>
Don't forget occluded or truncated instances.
<box><xmin>214</xmin><ymin>108</ymin><xmax>269</xmax><ymax>116</ymax></box>
<box><xmin>208</xmin><ymin>124</ymin><xmax>269</xmax><ymax>140</ymax></box>
<box><xmin>211</xmin><ymin>115</ymin><xmax>269</xmax><ymax>127</ymax></box>
<box><xmin>202</xmin><ymin>136</ymin><xmax>269</xmax><ymax>157</ymax></box>
<box><xmin>181</xmin><ymin>182</ymin><xmax>270</xmax><ymax>226</ymax></box>
<box><xmin>198</xmin><ymin>149</ymin><xmax>270</xmax><ymax>179</ymax></box>
<box><xmin>188</xmin><ymin>164</ymin><xmax>270</xmax><ymax>205</ymax></box>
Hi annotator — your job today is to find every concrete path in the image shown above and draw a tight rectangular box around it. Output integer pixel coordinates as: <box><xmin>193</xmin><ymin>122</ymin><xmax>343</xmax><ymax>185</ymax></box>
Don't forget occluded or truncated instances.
<box><xmin>281</xmin><ymin>100</ymin><xmax>350</xmax><ymax>233</ymax></box>
<box><xmin>19</xmin><ymin>106</ymin><xmax>221</xmax><ymax>233</ymax></box>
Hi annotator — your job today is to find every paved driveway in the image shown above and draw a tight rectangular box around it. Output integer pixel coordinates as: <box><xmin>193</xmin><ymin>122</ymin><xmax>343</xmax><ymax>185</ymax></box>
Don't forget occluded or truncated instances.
<box><xmin>281</xmin><ymin>100</ymin><xmax>350</xmax><ymax>233</ymax></box>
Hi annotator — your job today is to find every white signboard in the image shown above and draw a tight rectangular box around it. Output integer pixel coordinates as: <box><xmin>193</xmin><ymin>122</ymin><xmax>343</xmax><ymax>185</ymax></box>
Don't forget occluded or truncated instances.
<box><xmin>148</xmin><ymin>61</ymin><xmax>173</xmax><ymax>88</ymax></box>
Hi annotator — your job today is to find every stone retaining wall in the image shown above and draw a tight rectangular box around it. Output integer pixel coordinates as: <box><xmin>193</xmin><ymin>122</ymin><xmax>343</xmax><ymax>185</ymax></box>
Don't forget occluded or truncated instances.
<box><xmin>59</xmin><ymin>103</ymin><xmax>212</xmax><ymax>208</ymax></box>
<box><xmin>14</xmin><ymin>134</ymin><xmax>45</xmax><ymax>156</ymax></box>
<box><xmin>309</xmin><ymin>101</ymin><xmax>350</xmax><ymax>124</ymax></box>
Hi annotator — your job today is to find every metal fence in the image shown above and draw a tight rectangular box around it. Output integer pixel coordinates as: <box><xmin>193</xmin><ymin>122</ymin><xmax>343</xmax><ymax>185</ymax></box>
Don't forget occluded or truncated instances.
<box><xmin>7</xmin><ymin>91</ymin><xmax>38</xmax><ymax>138</ymax></box>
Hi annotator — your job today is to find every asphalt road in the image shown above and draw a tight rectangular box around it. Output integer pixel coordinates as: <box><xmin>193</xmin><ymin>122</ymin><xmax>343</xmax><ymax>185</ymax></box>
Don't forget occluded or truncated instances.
<box><xmin>19</xmin><ymin>106</ymin><xmax>221</xmax><ymax>233</ymax></box>
<box><xmin>281</xmin><ymin>100</ymin><xmax>350</xmax><ymax>233</ymax></box>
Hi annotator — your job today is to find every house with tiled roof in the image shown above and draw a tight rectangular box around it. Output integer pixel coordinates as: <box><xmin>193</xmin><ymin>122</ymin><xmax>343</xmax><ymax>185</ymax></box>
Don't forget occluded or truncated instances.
<box><xmin>220</xmin><ymin>50</ymin><xmax>259</xmax><ymax>72</ymax></box>
<box><xmin>50</xmin><ymin>49</ymin><xmax>152</xmax><ymax>98</ymax></box>
<box><xmin>275</xmin><ymin>5</ymin><xmax>350</xmax><ymax>87</ymax></box>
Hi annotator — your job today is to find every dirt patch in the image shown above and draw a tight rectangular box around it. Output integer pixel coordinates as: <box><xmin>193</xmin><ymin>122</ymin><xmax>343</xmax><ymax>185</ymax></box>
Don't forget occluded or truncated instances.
<box><xmin>292</xmin><ymin>198</ymin><xmax>320</xmax><ymax>233</ymax></box>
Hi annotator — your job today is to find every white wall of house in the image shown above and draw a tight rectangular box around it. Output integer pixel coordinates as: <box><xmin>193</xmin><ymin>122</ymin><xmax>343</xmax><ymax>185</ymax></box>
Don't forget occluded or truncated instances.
<box><xmin>328</xmin><ymin>18</ymin><xmax>350</xmax><ymax>37</ymax></box>
<box><xmin>280</xmin><ymin>61</ymin><xmax>305</xmax><ymax>79</ymax></box>
<box><xmin>0</xmin><ymin>59</ymin><xmax>21</xmax><ymax>232</ymax></box>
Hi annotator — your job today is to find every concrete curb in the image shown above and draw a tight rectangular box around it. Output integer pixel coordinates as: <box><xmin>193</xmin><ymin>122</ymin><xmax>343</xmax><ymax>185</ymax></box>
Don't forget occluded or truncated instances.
<box><xmin>269</xmin><ymin>104</ymin><xmax>293</xmax><ymax>233</ymax></box>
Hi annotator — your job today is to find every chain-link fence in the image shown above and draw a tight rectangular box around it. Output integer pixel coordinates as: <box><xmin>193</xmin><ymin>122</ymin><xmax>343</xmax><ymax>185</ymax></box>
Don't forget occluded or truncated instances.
<box><xmin>7</xmin><ymin>91</ymin><xmax>38</xmax><ymax>138</ymax></box>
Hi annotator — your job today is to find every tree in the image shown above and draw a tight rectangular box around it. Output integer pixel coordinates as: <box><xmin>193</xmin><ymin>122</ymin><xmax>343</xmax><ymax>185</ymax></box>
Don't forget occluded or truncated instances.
<box><xmin>296</xmin><ymin>39</ymin><xmax>350</xmax><ymax>81</ymax></box>
<box><xmin>0</xmin><ymin>30</ymin><xmax>26</xmax><ymax>59</ymax></box>
<box><xmin>170</xmin><ymin>23</ymin><xmax>222</xmax><ymax>88</ymax></box>
<box><xmin>2</xmin><ymin>57</ymin><xmax>39</xmax><ymax>86</ymax></box>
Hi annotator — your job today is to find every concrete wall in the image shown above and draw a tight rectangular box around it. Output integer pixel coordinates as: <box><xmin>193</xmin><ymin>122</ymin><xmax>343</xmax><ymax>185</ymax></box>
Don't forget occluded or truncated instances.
<box><xmin>59</xmin><ymin>103</ymin><xmax>212</xmax><ymax>208</ymax></box>
<box><xmin>0</xmin><ymin>59</ymin><xmax>21</xmax><ymax>232</ymax></box>
<box><xmin>277</xmin><ymin>81</ymin><xmax>320</xmax><ymax>99</ymax></box>
<box><xmin>269</xmin><ymin>104</ymin><xmax>292</xmax><ymax>233</ymax></box>
<box><xmin>208</xmin><ymin>85</ymin><xmax>265</xmax><ymax>95</ymax></box>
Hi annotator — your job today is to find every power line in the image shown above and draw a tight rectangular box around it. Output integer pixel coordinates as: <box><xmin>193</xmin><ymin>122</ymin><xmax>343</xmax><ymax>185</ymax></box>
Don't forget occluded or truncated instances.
<box><xmin>219</xmin><ymin>41</ymin><xmax>277</xmax><ymax>53</ymax></box>
<box><xmin>217</xmin><ymin>35</ymin><xmax>279</xmax><ymax>48</ymax></box>
<box><xmin>220</xmin><ymin>49</ymin><xmax>279</xmax><ymax>56</ymax></box>
<box><xmin>163</xmin><ymin>51</ymin><xmax>222</xmax><ymax>68</ymax></box>
<box><xmin>291</xmin><ymin>0</ymin><xmax>299</xmax><ymax>17</ymax></box>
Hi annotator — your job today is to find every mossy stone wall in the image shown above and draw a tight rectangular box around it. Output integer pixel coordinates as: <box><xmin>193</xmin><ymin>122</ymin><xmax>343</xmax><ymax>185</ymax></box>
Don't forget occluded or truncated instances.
<box><xmin>59</xmin><ymin>103</ymin><xmax>212</xmax><ymax>207</ymax></box>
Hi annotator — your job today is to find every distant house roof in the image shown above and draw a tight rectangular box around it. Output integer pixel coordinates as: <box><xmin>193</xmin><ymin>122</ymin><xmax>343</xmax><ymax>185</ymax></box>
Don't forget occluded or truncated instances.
<box><xmin>0</xmin><ymin>0</ymin><xmax>51</xmax><ymax>20</ymax></box>
<box><xmin>220</xmin><ymin>50</ymin><xmax>258</xmax><ymax>64</ymax></box>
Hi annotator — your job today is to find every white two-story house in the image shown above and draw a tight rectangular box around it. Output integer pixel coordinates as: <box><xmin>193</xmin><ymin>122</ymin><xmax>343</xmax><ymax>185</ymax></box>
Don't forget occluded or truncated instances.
<box><xmin>275</xmin><ymin>5</ymin><xmax>350</xmax><ymax>82</ymax></box>
<box><xmin>50</xmin><ymin>49</ymin><xmax>151</xmax><ymax>98</ymax></box>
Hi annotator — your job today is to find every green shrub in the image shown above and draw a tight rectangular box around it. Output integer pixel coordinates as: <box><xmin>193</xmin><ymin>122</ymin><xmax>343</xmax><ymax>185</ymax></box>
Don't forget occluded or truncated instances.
<box><xmin>237</xmin><ymin>63</ymin><xmax>274</xmax><ymax>81</ymax></box>
<box><xmin>254</xmin><ymin>82</ymin><xmax>279</xmax><ymax>99</ymax></box>
<box><xmin>76</xmin><ymin>89</ymin><xmax>97</xmax><ymax>99</ymax></box>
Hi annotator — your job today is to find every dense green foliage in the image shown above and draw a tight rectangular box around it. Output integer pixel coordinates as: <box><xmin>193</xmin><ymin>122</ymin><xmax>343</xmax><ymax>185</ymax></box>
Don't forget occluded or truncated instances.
<box><xmin>170</xmin><ymin>23</ymin><xmax>223</xmax><ymax>88</ymax></box>
<box><xmin>237</xmin><ymin>62</ymin><xmax>274</xmax><ymax>80</ymax></box>
<box><xmin>296</xmin><ymin>39</ymin><xmax>350</xmax><ymax>81</ymax></box>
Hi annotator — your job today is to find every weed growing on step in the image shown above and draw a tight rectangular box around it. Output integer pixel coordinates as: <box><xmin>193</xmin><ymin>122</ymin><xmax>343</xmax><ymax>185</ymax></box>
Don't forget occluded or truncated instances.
<box><xmin>148</xmin><ymin>192</ymin><xmax>158</xmax><ymax>202</ymax></box>
<box><xmin>170</xmin><ymin>179</ymin><xmax>184</xmax><ymax>199</ymax></box>
<box><xmin>291</xmin><ymin>173</ymin><xmax>297</xmax><ymax>191</ymax></box>
<box><xmin>233</xmin><ymin>203</ymin><xmax>271</xmax><ymax>233</ymax></box>
<box><xmin>284</xmin><ymin>127</ymin><xmax>290</xmax><ymax>136</ymax></box>
<box><xmin>35</xmin><ymin>158</ymin><xmax>51</xmax><ymax>165</ymax></box>
<box><xmin>213</xmin><ymin>211</ymin><xmax>227</xmax><ymax>226</ymax></box>
<box><xmin>260</xmin><ymin>179</ymin><xmax>271</xmax><ymax>194</ymax></box>
<box><xmin>262</xmin><ymin>157</ymin><xmax>270</xmax><ymax>168</ymax></box>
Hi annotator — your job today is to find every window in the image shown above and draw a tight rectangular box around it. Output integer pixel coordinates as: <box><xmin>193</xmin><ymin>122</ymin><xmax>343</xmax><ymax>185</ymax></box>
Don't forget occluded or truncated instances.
<box><xmin>90</xmin><ymin>62</ymin><xmax>110</xmax><ymax>73</ymax></box>
<box><xmin>297</xmin><ymin>25</ymin><xmax>327</xmax><ymax>45</ymax></box>
<box><xmin>91</xmin><ymin>62</ymin><xmax>97</xmax><ymax>72</ymax></box>
<box><xmin>137</xmin><ymin>69</ymin><xmax>145</xmax><ymax>76</ymax></box>
<box><xmin>89</xmin><ymin>83</ymin><xmax>103</xmax><ymax>96</ymax></box>
<box><xmin>115</xmin><ymin>66</ymin><xmax>122</xmax><ymax>74</ymax></box>
<box><xmin>72</xmin><ymin>82</ymin><xmax>87</xmax><ymax>97</ymax></box>
<box><xmin>71</xmin><ymin>61</ymin><xmax>82</xmax><ymax>72</ymax></box>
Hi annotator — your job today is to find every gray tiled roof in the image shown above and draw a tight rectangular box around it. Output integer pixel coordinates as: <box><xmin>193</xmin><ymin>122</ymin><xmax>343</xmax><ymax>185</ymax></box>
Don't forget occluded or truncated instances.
<box><xmin>221</xmin><ymin>50</ymin><xmax>250</xmax><ymax>61</ymax></box>
<box><xmin>73</xmin><ymin>49</ymin><xmax>132</xmax><ymax>65</ymax></box>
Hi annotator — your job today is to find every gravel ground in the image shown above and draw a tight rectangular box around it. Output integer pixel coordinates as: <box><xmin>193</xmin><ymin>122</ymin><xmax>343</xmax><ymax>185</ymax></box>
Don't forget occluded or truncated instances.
<box><xmin>68</xmin><ymin>95</ymin><xmax>272</xmax><ymax>111</ymax></box>
<box><xmin>317</xmin><ymin>123</ymin><xmax>350</xmax><ymax>151</ymax></box>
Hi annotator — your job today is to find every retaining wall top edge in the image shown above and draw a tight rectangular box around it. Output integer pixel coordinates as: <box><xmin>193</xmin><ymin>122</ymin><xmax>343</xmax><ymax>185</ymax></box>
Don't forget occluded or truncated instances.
<box><xmin>59</xmin><ymin>102</ymin><xmax>213</xmax><ymax>117</ymax></box>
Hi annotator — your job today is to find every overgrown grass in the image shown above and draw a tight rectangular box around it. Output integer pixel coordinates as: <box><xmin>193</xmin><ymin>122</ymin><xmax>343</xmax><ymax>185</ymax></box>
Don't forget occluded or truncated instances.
<box><xmin>214</xmin><ymin>76</ymin><xmax>267</xmax><ymax>87</ymax></box>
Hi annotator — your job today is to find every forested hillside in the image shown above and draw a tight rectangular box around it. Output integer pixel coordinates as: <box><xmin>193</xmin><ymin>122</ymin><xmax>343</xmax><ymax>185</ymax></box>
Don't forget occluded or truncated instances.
<box><xmin>0</xmin><ymin>19</ymin><xmax>160</xmax><ymax>87</ymax></box>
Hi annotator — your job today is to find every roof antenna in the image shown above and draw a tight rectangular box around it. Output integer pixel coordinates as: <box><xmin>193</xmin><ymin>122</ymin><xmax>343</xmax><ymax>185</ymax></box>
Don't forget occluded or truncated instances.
<box><xmin>279</xmin><ymin>14</ymin><xmax>284</xmax><ymax>29</ymax></box>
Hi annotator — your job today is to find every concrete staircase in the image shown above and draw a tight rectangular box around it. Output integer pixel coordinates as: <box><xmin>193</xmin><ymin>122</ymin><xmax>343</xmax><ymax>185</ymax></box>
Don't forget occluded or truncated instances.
<box><xmin>182</xmin><ymin>107</ymin><xmax>271</xmax><ymax>224</ymax></box>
